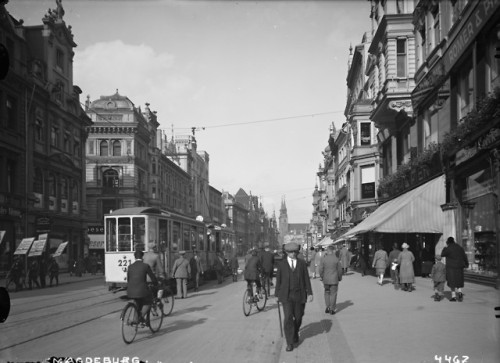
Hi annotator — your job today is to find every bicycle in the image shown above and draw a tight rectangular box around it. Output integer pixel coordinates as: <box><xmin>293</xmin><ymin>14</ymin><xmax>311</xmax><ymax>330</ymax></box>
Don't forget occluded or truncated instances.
<box><xmin>121</xmin><ymin>284</ymin><xmax>164</xmax><ymax>344</ymax></box>
<box><xmin>242</xmin><ymin>281</ymin><xmax>267</xmax><ymax>316</ymax></box>
<box><xmin>159</xmin><ymin>279</ymin><xmax>174</xmax><ymax>316</ymax></box>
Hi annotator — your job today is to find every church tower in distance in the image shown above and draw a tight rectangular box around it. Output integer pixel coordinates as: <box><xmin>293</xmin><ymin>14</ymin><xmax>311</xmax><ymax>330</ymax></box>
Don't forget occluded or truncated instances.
<box><xmin>279</xmin><ymin>196</ymin><xmax>288</xmax><ymax>245</ymax></box>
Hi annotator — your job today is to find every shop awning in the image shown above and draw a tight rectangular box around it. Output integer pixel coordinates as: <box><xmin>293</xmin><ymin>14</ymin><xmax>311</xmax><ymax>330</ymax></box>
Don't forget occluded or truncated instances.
<box><xmin>315</xmin><ymin>236</ymin><xmax>333</xmax><ymax>247</ymax></box>
<box><xmin>341</xmin><ymin>174</ymin><xmax>445</xmax><ymax>238</ymax></box>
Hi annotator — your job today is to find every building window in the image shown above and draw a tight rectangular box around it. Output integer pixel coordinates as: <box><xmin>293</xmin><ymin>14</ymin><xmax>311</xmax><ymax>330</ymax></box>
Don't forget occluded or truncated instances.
<box><xmin>34</xmin><ymin>168</ymin><xmax>43</xmax><ymax>193</ymax></box>
<box><xmin>35</xmin><ymin>119</ymin><xmax>44</xmax><ymax>142</ymax></box>
<box><xmin>458</xmin><ymin>59</ymin><xmax>474</xmax><ymax>119</ymax></box>
<box><xmin>112</xmin><ymin>140</ymin><xmax>121</xmax><ymax>156</ymax></box>
<box><xmin>56</xmin><ymin>48</ymin><xmax>64</xmax><ymax>72</ymax></box>
<box><xmin>397</xmin><ymin>39</ymin><xmax>407</xmax><ymax>77</ymax></box>
<box><xmin>51</xmin><ymin>126</ymin><xmax>59</xmax><ymax>147</ymax></box>
<box><xmin>361</xmin><ymin>165</ymin><xmax>375</xmax><ymax>199</ymax></box>
<box><xmin>103</xmin><ymin>169</ymin><xmax>119</xmax><ymax>188</ymax></box>
<box><xmin>74</xmin><ymin>140</ymin><xmax>81</xmax><ymax>157</ymax></box>
<box><xmin>360</xmin><ymin>122</ymin><xmax>371</xmax><ymax>146</ymax></box>
<box><xmin>432</xmin><ymin>6</ymin><xmax>440</xmax><ymax>48</ymax></box>
<box><xmin>100</xmin><ymin>140</ymin><xmax>109</xmax><ymax>156</ymax></box>
<box><xmin>6</xmin><ymin>160</ymin><xmax>16</xmax><ymax>193</ymax></box>
<box><xmin>49</xmin><ymin>174</ymin><xmax>56</xmax><ymax>197</ymax></box>
<box><xmin>88</xmin><ymin>140</ymin><xmax>95</xmax><ymax>155</ymax></box>
<box><xmin>6</xmin><ymin>96</ymin><xmax>17</xmax><ymax>130</ymax></box>
<box><xmin>63</xmin><ymin>131</ymin><xmax>71</xmax><ymax>153</ymax></box>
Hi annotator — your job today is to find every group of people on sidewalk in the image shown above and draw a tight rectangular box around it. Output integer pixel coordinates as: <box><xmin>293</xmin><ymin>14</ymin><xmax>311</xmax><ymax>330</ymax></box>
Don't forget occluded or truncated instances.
<box><xmin>371</xmin><ymin>237</ymin><xmax>469</xmax><ymax>302</ymax></box>
<box><xmin>6</xmin><ymin>255</ymin><xmax>60</xmax><ymax>292</ymax></box>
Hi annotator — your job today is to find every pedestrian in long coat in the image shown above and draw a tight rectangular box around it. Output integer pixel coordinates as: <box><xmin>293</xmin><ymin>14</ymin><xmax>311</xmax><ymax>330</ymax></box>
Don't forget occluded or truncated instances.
<box><xmin>339</xmin><ymin>244</ymin><xmax>350</xmax><ymax>274</ymax></box>
<box><xmin>397</xmin><ymin>243</ymin><xmax>415</xmax><ymax>291</ymax></box>
<box><xmin>172</xmin><ymin>251</ymin><xmax>191</xmax><ymax>299</ymax></box>
<box><xmin>318</xmin><ymin>245</ymin><xmax>343</xmax><ymax>314</ymax></box>
<box><xmin>260</xmin><ymin>247</ymin><xmax>275</xmax><ymax>295</ymax></box>
<box><xmin>440</xmin><ymin>236</ymin><xmax>469</xmax><ymax>302</ymax></box>
<box><xmin>372</xmin><ymin>244</ymin><xmax>388</xmax><ymax>285</ymax></box>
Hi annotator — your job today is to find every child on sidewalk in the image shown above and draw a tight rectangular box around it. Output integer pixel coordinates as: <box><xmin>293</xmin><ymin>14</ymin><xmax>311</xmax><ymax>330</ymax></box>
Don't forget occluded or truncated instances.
<box><xmin>430</xmin><ymin>255</ymin><xmax>446</xmax><ymax>301</ymax></box>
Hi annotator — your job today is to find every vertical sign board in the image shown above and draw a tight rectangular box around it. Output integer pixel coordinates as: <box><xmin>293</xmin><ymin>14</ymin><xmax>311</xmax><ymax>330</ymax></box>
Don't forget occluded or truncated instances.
<box><xmin>53</xmin><ymin>241</ymin><xmax>68</xmax><ymax>257</ymax></box>
<box><xmin>13</xmin><ymin>237</ymin><xmax>35</xmax><ymax>255</ymax></box>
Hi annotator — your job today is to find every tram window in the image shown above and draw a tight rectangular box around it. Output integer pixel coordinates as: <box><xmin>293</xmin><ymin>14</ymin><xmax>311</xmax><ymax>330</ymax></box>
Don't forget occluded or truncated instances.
<box><xmin>106</xmin><ymin>218</ymin><xmax>117</xmax><ymax>251</ymax></box>
<box><xmin>148</xmin><ymin>217</ymin><xmax>158</xmax><ymax>251</ymax></box>
<box><xmin>118</xmin><ymin>217</ymin><xmax>131</xmax><ymax>251</ymax></box>
<box><xmin>173</xmin><ymin>221</ymin><xmax>181</xmax><ymax>252</ymax></box>
<box><xmin>159</xmin><ymin>219</ymin><xmax>168</xmax><ymax>252</ymax></box>
<box><xmin>133</xmin><ymin>217</ymin><xmax>146</xmax><ymax>251</ymax></box>
<box><xmin>183</xmin><ymin>225</ymin><xmax>190</xmax><ymax>251</ymax></box>
<box><xmin>190</xmin><ymin>226</ymin><xmax>197</xmax><ymax>250</ymax></box>
<box><xmin>198</xmin><ymin>229</ymin><xmax>204</xmax><ymax>251</ymax></box>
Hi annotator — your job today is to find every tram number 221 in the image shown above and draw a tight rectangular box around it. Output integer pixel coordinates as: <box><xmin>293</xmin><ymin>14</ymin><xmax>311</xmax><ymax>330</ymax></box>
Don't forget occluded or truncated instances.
<box><xmin>434</xmin><ymin>355</ymin><xmax>469</xmax><ymax>363</ymax></box>
<box><xmin>118</xmin><ymin>258</ymin><xmax>133</xmax><ymax>269</ymax></box>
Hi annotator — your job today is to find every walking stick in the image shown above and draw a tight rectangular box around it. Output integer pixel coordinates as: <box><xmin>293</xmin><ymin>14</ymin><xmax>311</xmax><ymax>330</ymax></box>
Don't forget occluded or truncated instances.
<box><xmin>277</xmin><ymin>300</ymin><xmax>283</xmax><ymax>337</ymax></box>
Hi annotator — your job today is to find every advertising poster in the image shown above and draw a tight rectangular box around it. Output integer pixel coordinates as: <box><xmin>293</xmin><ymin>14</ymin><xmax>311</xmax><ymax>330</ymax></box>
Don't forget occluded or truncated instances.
<box><xmin>13</xmin><ymin>237</ymin><xmax>35</xmax><ymax>255</ymax></box>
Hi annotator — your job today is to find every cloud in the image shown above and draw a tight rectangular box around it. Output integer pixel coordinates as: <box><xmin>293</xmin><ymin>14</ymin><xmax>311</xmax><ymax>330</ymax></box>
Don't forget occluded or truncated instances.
<box><xmin>74</xmin><ymin>40</ymin><xmax>190</xmax><ymax>115</ymax></box>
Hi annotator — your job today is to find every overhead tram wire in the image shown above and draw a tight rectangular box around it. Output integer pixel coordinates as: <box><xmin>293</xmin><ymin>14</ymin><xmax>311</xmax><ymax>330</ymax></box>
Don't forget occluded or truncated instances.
<box><xmin>160</xmin><ymin>110</ymin><xmax>345</xmax><ymax>133</ymax></box>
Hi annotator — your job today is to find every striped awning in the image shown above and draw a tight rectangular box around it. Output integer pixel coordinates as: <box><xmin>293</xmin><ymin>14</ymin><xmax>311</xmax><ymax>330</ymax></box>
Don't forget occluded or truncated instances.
<box><xmin>341</xmin><ymin>174</ymin><xmax>445</xmax><ymax>238</ymax></box>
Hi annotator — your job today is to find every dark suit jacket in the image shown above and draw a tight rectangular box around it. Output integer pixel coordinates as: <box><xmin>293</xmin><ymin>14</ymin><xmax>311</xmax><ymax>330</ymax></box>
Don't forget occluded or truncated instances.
<box><xmin>275</xmin><ymin>257</ymin><xmax>312</xmax><ymax>303</ymax></box>
<box><xmin>260</xmin><ymin>250</ymin><xmax>275</xmax><ymax>274</ymax></box>
<box><xmin>127</xmin><ymin>260</ymin><xmax>158</xmax><ymax>299</ymax></box>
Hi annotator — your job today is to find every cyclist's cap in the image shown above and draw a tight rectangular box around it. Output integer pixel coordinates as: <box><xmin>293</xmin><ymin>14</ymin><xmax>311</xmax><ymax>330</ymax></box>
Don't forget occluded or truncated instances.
<box><xmin>178</xmin><ymin>250</ymin><xmax>186</xmax><ymax>255</ymax></box>
<box><xmin>134</xmin><ymin>250</ymin><xmax>144</xmax><ymax>259</ymax></box>
<box><xmin>284</xmin><ymin>242</ymin><xmax>299</xmax><ymax>252</ymax></box>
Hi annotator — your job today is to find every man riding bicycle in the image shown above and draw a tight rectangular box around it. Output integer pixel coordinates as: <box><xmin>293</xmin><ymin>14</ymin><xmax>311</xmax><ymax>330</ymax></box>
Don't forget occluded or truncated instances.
<box><xmin>243</xmin><ymin>248</ymin><xmax>263</xmax><ymax>300</ymax></box>
<box><xmin>127</xmin><ymin>250</ymin><xmax>159</xmax><ymax>324</ymax></box>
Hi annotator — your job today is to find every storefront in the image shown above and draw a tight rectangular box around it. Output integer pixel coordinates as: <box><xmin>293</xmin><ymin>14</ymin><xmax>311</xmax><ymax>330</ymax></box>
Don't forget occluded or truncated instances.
<box><xmin>445</xmin><ymin>120</ymin><xmax>500</xmax><ymax>287</ymax></box>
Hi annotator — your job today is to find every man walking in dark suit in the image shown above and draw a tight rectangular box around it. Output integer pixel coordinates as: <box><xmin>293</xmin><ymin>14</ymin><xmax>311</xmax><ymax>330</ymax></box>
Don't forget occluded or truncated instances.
<box><xmin>127</xmin><ymin>250</ymin><xmax>159</xmax><ymax>323</ymax></box>
<box><xmin>318</xmin><ymin>244</ymin><xmax>343</xmax><ymax>314</ymax></box>
<box><xmin>275</xmin><ymin>242</ymin><xmax>313</xmax><ymax>352</ymax></box>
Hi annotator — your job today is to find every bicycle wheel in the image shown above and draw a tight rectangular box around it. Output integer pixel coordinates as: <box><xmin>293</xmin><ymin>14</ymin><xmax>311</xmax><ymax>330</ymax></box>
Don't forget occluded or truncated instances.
<box><xmin>242</xmin><ymin>289</ymin><xmax>252</xmax><ymax>316</ymax></box>
<box><xmin>121</xmin><ymin>303</ymin><xmax>139</xmax><ymax>344</ymax></box>
<box><xmin>256</xmin><ymin>288</ymin><xmax>267</xmax><ymax>311</ymax></box>
<box><xmin>161</xmin><ymin>290</ymin><xmax>175</xmax><ymax>316</ymax></box>
<box><xmin>148</xmin><ymin>299</ymin><xmax>164</xmax><ymax>333</ymax></box>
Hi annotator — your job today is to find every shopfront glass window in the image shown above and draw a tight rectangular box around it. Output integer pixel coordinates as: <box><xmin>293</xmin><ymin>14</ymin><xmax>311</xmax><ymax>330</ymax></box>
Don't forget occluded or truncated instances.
<box><xmin>461</xmin><ymin>168</ymin><xmax>497</xmax><ymax>277</ymax></box>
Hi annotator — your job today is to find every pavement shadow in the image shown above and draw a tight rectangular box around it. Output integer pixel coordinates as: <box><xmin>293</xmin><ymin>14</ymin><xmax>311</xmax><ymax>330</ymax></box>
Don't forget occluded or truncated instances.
<box><xmin>299</xmin><ymin>319</ymin><xmax>333</xmax><ymax>344</ymax></box>
<box><xmin>173</xmin><ymin>304</ymin><xmax>212</xmax><ymax>315</ymax></box>
<box><xmin>134</xmin><ymin>317</ymin><xmax>208</xmax><ymax>343</ymax></box>
<box><xmin>336</xmin><ymin>299</ymin><xmax>354</xmax><ymax>313</ymax></box>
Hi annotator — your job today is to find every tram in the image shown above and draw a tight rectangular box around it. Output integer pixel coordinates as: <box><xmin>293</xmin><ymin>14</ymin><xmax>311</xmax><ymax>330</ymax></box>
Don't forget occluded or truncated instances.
<box><xmin>104</xmin><ymin>207</ymin><xmax>212</xmax><ymax>288</ymax></box>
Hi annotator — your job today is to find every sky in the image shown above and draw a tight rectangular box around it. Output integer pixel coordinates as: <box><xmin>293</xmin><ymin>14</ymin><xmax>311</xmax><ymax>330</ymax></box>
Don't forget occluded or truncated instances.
<box><xmin>7</xmin><ymin>0</ymin><xmax>372</xmax><ymax>223</ymax></box>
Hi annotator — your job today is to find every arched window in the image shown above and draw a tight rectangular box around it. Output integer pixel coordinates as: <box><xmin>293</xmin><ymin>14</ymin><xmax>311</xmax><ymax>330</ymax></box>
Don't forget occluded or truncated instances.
<box><xmin>112</xmin><ymin>140</ymin><xmax>121</xmax><ymax>156</ymax></box>
<box><xmin>103</xmin><ymin>169</ymin><xmax>119</xmax><ymax>188</ymax></box>
<box><xmin>100</xmin><ymin>140</ymin><xmax>108</xmax><ymax>156</ymax></box>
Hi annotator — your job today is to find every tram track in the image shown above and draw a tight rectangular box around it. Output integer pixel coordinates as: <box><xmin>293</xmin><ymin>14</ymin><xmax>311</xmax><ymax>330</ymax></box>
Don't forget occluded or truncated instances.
<box><xmin>0</xmin><ymin>307</ymin><xmax>121</xmax><ymax>352</ymax></box>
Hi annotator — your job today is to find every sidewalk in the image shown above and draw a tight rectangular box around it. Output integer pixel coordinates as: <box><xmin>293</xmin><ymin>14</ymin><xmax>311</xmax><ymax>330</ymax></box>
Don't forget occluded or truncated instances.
<box><xmin>283</xmin><ymin>270</ymin><xmax>500</xmax><ymax>363</ymax></box>
<box><xmin>1</xmin><ymin>271</ymin><xmax>103</xmax><ymax>293</ymax></box>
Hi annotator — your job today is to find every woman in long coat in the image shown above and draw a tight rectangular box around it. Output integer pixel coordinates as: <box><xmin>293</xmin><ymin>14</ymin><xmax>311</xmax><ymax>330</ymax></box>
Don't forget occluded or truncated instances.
<box><xmin>441</xmin><ymin>236</ymin><xmax>469</xmax><ymax>301</ymax></box>
<box><xmin>372</xmin><ymin>244</ymin><xmax>388</xmax><ymax>285</ymax></box>
<box><xmin>397</xmin><ymin>243</ymin><xmax>415</xmax><ymax>291</ymax></box>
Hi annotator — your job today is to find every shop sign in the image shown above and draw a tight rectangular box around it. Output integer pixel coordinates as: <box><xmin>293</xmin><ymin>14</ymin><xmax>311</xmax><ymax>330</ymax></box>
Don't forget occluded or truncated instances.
<box><xmin>0</xmin><ymin>206</ymin><xmax>22</xmax><ymax>217</ymax></box>
<box><xmin>478</xmin><ymin>128</ymin><xmax>500</xmax><ymax>150</ymax></box>
<box><xmin>444</xmin><ymin>0</ymin><xmax>500</xmax><ymax>73</ymax></box>
<box><xmin>455</xmin><ymin>145</ymin><xmax>478</xmax><ymax>166</ymax></box>
<box><xmin>36</xmin><ymin>217</ymin><xmax>51</xmax><ymax>233</ymax></box>
<box><xmin>88</xmin><ymin>225</ymin><xmax>104</xmax><ymax>234</ymax></box>
<box><xmin>28</xmin><ymin>239</ymin><xmax>47</xmax><ymax>256</ymax></box>
<box><xmin>14</xmin><ymin>237</ymin><xmax>35</xmax><ymax>255</ymax></box>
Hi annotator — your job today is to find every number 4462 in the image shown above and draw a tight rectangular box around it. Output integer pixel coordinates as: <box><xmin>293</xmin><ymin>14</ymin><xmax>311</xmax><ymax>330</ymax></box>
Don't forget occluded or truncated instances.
<box><xmin>435</xmin><ymin>355</ymin><xmax>469</xmax><ymax>363</ymax></box>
